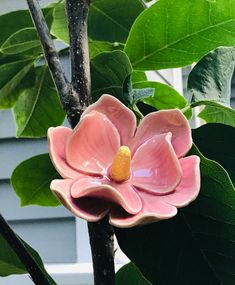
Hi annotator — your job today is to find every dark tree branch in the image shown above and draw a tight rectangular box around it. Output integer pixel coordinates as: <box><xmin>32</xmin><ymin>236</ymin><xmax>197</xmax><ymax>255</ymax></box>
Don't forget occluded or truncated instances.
<box><xmin>66</xmin><ymin>0</ymin><xmax>92</xmax><ymax>113</ymax></box>
<box><xmin>26</xmin><ymin>0</ymin><xmax>82</xmax><ymax>127</ymax></box>
<box><xmin>0</xmin><ymin>213</ymin><xmax>53</xmax><ymax>285</ymax></box>
<box><xmin>27</xmin><ymin>1</ymin><xmax>115</xmax><ymax>284</ymax></box>
<box><xmin>88</xmin><ymin>217</ymin><xmax>116</xmax><ymax>285</ymax></box>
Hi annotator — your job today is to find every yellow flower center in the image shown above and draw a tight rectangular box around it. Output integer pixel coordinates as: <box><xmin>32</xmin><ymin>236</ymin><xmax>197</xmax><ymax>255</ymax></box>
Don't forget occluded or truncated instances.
<box><xmin>110</xmin><ymin>146</ymin><xmax>131</xmax><ymax>182</ymax></box>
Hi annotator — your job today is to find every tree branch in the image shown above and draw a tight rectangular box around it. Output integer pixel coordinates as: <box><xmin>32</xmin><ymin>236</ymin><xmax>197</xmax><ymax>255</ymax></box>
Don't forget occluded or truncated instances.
<box><xmin>88</xmin><ymin>217</ymin><xmax>116</xmax><ymax>285</ymax></box>
<box><xmin>26</xmin><ymin>0</ymin><xmax>82</xmax><ymax>127</ymax></box>
<box><xmin>65</xmin><ymin>0</ymin><xmax>92</xmax><ymax>113</ymax></box>
<box><xmin>65</xmin><ymin>2</ymin><xmax>115</xmax><ymax>284</ymax></box>
<box><xmin>0</xmin><ymin>213</ymin><xmax>54</xmax><ymax>285</ymax></box>
<box><xmin>27</xmin><ymin>1</ymin><xmax>115</xmax><ymax>284</ymax></box>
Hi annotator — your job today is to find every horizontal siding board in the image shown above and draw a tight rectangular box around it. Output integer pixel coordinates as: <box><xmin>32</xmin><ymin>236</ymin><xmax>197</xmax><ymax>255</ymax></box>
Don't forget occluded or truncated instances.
<box><xmin>0</xmin><ymin>110</ymin><xmax>16</xmax><ymax>139</ymax></box>
<box><xmin>0</xmin><ymin>180</ymin><xmax>72</xmax><ymax>220</ymax></box>
<box><xmin>9</xmin><ymin>217</ymin><xmax>77</xmax><ymax>263</ymax></box>
<box><xmin>0</xmin><ymin>138</ymin><xmax>47</xmax><ymax>179</ymax></box>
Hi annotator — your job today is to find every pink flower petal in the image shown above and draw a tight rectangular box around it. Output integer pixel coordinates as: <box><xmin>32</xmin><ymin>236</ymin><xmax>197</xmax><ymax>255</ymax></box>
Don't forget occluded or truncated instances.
<box><xmin>110</xmin><ymin>191</ymin><xmax>177</xmax><ymax>228</ymax></box>
<box><xmin>66</xmin><ymin>111</ymin><xmax>120</xmax><ymax>175</ymax></box>
<box><xmin>51</xmin><ymin>179</ymin><xmax>109</xmax><ymax>222</ymax></box>
<box><xmin>48</xmin><ymin>127</ymin><xmax>85</xmax><ymax>179</ymax></box>
<box><xmin>160</xmin><ymin>156</ymin><xmax>200</xmax><ymax>207</ymax></box>
<box><xmin>133</xmin><ymin>109</ymin><xmax>192</xmax><ymax>157</ymax></box>
<box><xmin>71</xmin><ymin>177</ymin><xmax>142</xmax><ymax>214</ymax></box>
<box><xmin>81</xmin><ymin>94</ymin><xmax>136</xmax><ymax>145</ymax></box>
<box><xmin>131</xmin><ymin>133</ymin><xmax>182</xmax><ymax>194</ymax></box>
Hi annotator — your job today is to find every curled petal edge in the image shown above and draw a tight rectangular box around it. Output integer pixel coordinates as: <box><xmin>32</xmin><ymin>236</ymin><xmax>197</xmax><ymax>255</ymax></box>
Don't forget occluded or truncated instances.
<box><xmin>51</xmin><ymin>179</ymin><xmax>109</xmax><ymax>222</ymax></box>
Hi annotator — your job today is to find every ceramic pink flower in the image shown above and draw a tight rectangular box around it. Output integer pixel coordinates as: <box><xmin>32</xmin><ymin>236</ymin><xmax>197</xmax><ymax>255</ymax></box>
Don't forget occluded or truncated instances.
<box><xmin>48</xmin><ymin>94</ymin><xmax>200</xmax><ymax>228</ymax></box>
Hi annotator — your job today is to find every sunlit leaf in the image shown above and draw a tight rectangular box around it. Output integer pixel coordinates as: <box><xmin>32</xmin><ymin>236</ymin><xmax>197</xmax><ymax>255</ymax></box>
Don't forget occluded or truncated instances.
<box><xmin>125</xmin><ymin>0</ymin><xmax>235</xmax><ymax>70</ymax></box>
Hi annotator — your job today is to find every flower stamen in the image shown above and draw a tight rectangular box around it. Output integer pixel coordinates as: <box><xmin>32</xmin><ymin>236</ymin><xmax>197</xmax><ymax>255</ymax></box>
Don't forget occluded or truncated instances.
<box><xmin>110</xmin><ymin>146</ymin><xmax>131</xmax><ymax>182</ymax></box>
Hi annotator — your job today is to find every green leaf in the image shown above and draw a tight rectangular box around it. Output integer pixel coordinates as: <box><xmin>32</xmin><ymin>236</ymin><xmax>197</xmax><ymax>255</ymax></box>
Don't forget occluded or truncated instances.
<box><xmin>0</xmin><ymin>8</ymin><xmax>53</xmax><ymax>47</ymax></box>
<box><xmin>0</xmin><ymin>58</ymin><xmax>34</xmax><ymax>109</ymax></box>
<box><xmin>133</xmin><ymin>81</ymin><xmax>188</xmax><ymax>110</ymax></box>
<box><xmin>91</xmin><ymin>50</ymin><xmax>133</xmax><ymax>102</ymax></box>
<box><xmin>193</xmin><ymin>123</ymin><xmax>235</xmax><ymax>185</ymax></box>
<box><xmin>0</xmin><ymin>10</ymin><xmax>33</xmax><ymax>46</ymax></box>
<box><xmin>51</xmin><ymin>0</ymin><xmax>145</xmax><ymax>44</ymax></box>
<box><xmin>0</xmin><ymin>28</ymin><xmax>41</xmax><ymax>56</ymax></box>
<box><xmin>116</xmin><ymin>145</ymin><xmax>235</xmax><ymax>285</ymax></box>
<box><xmin>13</xmin><ymin>66</ymin><xmax>65</xmax><ymax>138</ymax></box>
<box><xmin>199</xmin><ymin>105</ymin><xmax>235</xmax><ymax>126</ymax></box>
<box><xmin>0</xmin><ymin>235</ymin><xmax>56</xmax><ymax>284</ymax></box>
<box><xmin>0</xmin><ymin>235</ymin><xmax>25</xmax><ymax>276</ymax></box>
<box><xmin>11</xmin><ymin>153</ymin><xmax>60</xmax><ymax>207</ymax></box>
<box><xmin>116</xmin><ymin>263</ymin><xmax>152</xmax><ymax>285</ymax></box>
<box><xmin>88</xmin><ymin>0</ymin><xmax>145</xmax><ymax>43</ymax></box>
<box><xmin>89</xmin><ymin>40</ymin><xmax>124</xmax><ymax>59</ymax></box>
<box><xmin>132</xmin><ymin>71</ymin><xmax>147</xmax><ymax>84</ymax></box>
<box><xmin>188</xmin><ymin>47</ymin><xmax>235</xmax><ymax>105</ymax></box>
<box><xmin>191</xmin><ymin>100</ymin><xmax>235</xmax><ymax>127</ymax></box>
<box><xmin>125</xmin><ymin>0</ymin><xmax>235</xmax><ymax>70</ymax></box>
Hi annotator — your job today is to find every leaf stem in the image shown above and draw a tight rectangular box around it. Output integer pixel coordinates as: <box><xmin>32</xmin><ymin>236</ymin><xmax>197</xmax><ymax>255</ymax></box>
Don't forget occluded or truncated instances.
<box><xmin>0</xmin><ymin>213</ymin><xmax>54</xmax><ymax>285</ymax></box>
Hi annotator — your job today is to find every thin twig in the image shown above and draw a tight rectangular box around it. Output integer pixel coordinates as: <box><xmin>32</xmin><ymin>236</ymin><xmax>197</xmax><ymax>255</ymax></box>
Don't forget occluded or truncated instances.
<box><xmin>0</xmin><ymin>213</ymin><xmax>54</xmax><ymax>285</ymax></box>
<box><xmin>26</xmin><ymin>0</ymin><xmax>82</xmax><ymax>127</ymax></box>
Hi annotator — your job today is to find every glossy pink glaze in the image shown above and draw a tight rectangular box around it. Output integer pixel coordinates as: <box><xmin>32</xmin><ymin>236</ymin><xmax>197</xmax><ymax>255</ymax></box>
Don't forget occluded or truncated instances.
<box><xmin>48</xmin><ymin>94</ymin><xmax>200</xmax><ymax>228</ymax></box>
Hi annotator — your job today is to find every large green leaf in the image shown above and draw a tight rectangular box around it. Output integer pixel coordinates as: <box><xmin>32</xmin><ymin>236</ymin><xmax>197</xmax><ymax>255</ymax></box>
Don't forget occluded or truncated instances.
<box><xmin>190</xmin><ymin>100</ymin><xmax>235</xmax><ymax>127</ymax></box>
<box><xmin>88</xmin><ymin>0</ymin><xmax>145</xmax><ymax>43</ymax></box>
<box><xmin>11</xmin><ymin>153</ymin><xmax>60</xmax><ymax>207</ymax></box>
<box><xmin>0</xmin><ymin>235</ymin><xmax>56</xmax><ymax>284</ymax></box>
<box><xmin>193</xmin><ymin>123</ymin><xmax>235</xmax><ymax>185</ymax></box>
<box><xmin>188</xmin><ymin>47</ymin><xmax>235</xmax><ymax>105</ymax></box>
<box><xmin>0</xmin><ymin>58</ymin><xmax>34</xmax><ymax>109</ymax></box>
<box><xmin>91</xmin><ymin>50</ymin><xmax>132</xmax><ymax>102</ymax></box>
<box><xmin>115</xmin><ymin>145</ymin><xmax>235</xmax><ymax>285</ymax></box>
<box><xmin>0</xmin><ymin>28</ymin><xmax>41</xmax><ymax>56</ymax></box>
<box><xmin>51</xmin><ymin>0</ymin><xmax>144</xmax><ymax>44</ymax></box>
<box><xmin>133</xmin><ymin>81</ymin><xmax>188</xmax><ymax>110</ymax></box>
<box><xmin>13</xmin><ymin>66</ymin><xmax>65</xmax><ymax>138</ymax></box>
<box><xmin>116</xmin><ymin>263</ymin><xmax>151</xmax><ymax>285</ymax></box>
<box><xmin>125</xmin><ymin>0</ymin><xmax>235</xmax><ymax>70</ymax></box>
